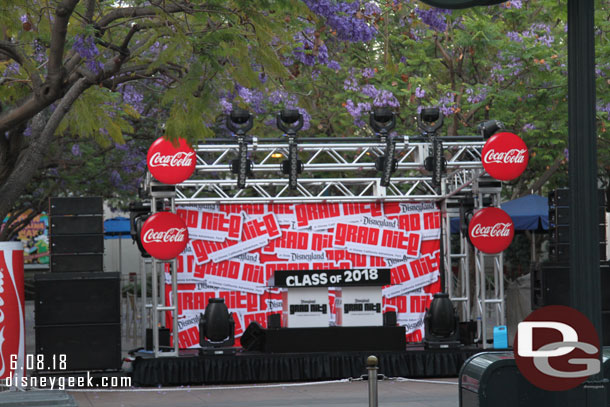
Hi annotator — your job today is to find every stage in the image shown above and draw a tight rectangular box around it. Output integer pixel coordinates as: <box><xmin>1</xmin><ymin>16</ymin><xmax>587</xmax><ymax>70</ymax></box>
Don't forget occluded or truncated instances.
<box><xmin>131</xmin><ymin>346</ymin><xmax>483</xmax><ymax>387</ymax></box>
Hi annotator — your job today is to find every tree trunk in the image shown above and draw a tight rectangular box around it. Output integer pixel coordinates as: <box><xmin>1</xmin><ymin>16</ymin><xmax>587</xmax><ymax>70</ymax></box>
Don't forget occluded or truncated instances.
<box><xmin>0</xmin><ymin>78</ymin><xmax>91</xmax><ymax>240</ymax></box>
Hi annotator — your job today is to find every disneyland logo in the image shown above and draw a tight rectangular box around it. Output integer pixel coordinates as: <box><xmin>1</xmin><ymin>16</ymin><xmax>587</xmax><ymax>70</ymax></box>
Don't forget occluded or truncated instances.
<box><xmin>148</xmin><ymin>151</ymin><xmax>194</xmax><ymax>168</ymax></box>
<box><xmin>142</xmin><ymin>227</ymin><xmax>186</xmax><ymax>244</ymax></box>
<box><xmin>483</xmin><ymin>149</ymin><xmax>527</xmax><ymax>164</ymax></box>
<box><xmin>471</xmin><ymin>223</ymin><xmax>512</xmax><ymax>238</ymax></box>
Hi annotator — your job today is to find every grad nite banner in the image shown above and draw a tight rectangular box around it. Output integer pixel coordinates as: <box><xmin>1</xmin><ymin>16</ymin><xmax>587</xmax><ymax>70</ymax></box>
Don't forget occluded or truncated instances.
<box><xmin>165</xmin><ymin>202</ymin><xmax>442</xmax><ymax>348</ymax></box>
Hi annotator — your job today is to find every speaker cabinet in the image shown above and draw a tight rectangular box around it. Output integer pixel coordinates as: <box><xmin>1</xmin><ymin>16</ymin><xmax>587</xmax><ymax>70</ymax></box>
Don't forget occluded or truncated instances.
<box><xmin>548</xmin><ymin>188</ymin><xmax>605</xmax><ymax>208</ymax></box>
<box><xmin>241</xmin><ymin>322</ymin><xmax>266</xmax><ymax>351</ymax></box>
<box><xmin>146</xmin><ymin>328</ymin><xmax>170</xmax><ymax>350</ymax></box>
<box><xmin>36</xmin><ymin>323</ymin><xmax>121</xmax><ymax>371</ymax></box>
<box><xmin>267</xmin><ymin>313</ymin><xmax>281</xmax><ymax>329</ymax></box>
<box><xmin>50</xmin><ymin>254</ymin><xmax>103</xmax><ymax>272</ymax></box>
<box><xmin>383</xmin><ymin>311</ymin><xmax>397</xmax><ymax>327</ymax></box>
<box><xmin>548</xmin><ymin>224</ymin><xmax>606</xmax><ymax>244</ymax></box>
<box><xmin>49</xmin><ymin>197</ymin><xmax>103</xmax><ymax>216</ymax></box>
<box><xmin>35</xmin><ymin>272</ymin><xmax>120</xmax><ymax>325</ymax></box>
<box><xmin>50</xmin><ymin>234</ymin><xmax>103</xmax><ymax>254</ymax></box>
<box><xmin>50</xmin><ymin>216</ymin><xmax>103</xmax><ymax>235</ymax></box>
<box><xmin>538</xmin><ymin>263</ymin><xmax>610</xmax><ymax>310</ymax></box>
<box><xmin>549</xmin><ymin>242</ymin><xmax>607</xmax><ymax>262</ymax></box>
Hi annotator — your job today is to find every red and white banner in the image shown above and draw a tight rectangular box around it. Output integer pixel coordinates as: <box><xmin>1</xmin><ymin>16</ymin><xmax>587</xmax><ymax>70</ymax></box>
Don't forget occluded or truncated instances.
<box><xmin>0</xmin><ymin>242</ymin><xmax>25</xmax><ymax>385</ymax></box>
<box><xmin>166</xmin><ymin>202</ymin><xmax>442</xmax><ymax>347</ymax></box>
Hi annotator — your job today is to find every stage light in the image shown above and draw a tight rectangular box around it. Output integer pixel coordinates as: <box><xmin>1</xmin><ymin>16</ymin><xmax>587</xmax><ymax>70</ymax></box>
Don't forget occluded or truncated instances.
<box><xmin>369</xmin><ymin>108</ymin><xmax>397</xmax><ymax>187</ymax></box>
<box><xmin>277</xmin><ymin>109</ymin><xmax>304</xmax><ymax>190</ymax></box>
<box><xmin>227</xmin><ymin>108</ymin><xmax>254</xmax><ymax>189</ymax></box>
<box><xmin>418</xmin><ymin>107</ymin><xmax>443</xmax><ymax>135</ymax></box>
<box><xmin>199</xmin><ymin>298</ymin><xmax>235</xmax><ymax>348</ymax></box>
<box><xmin>418</xmin><ymin>107</ymin><xmax>445</xmax><ymax>187</ymax></box>
<box><xmin>423</xmin><ymin>293</ymin><xmax>460</xmax><ymax>349</ymax></box>
<box><xmin>477</xmin><ymin>120</ymin><xmax>504</xmax><ymax>139</ymax></box>
<box><xmin>128</xmin><ymin>201</ymin><xmax>151</xmax><ymax>258</ymax></box>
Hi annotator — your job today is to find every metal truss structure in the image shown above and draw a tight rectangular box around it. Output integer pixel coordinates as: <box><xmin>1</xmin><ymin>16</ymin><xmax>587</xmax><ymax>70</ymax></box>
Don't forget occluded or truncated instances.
<box><xmin>175</xmin><ymin>138</ymin><xmax>485</xmax><ymax>204</ymax></box>
<box><xmin>143</xmin><ymin>136</ymin><xmax>505</xmax><ymax>353</ymax></box>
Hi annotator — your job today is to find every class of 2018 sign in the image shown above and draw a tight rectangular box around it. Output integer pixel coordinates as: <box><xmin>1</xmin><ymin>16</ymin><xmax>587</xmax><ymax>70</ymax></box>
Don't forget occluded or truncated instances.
<box><xmin>164</xmin><ymin>202</ymin><xmax>443</xmax><ymax>348</ymax></box>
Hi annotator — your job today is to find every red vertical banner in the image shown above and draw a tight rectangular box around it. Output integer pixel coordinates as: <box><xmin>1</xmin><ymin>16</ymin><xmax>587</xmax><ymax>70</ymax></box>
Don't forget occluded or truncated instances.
<box><xmin>0</xmin><ymin>242</ymin><xmax>25</xmax><ymax>384</ymax></box>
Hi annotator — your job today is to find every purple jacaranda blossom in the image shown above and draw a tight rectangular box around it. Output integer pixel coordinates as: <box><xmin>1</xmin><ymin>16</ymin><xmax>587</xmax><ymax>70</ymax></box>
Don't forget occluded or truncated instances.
<box><xmin>71</xmin><ymin>144</ymin><xmax>81</xmax><ymax>156</ymax></box>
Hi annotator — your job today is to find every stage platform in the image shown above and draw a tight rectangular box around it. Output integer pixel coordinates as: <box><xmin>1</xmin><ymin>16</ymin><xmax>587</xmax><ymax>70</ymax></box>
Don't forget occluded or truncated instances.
<box><xmin>131</xmin><ymin>346</ymin><xmax>484</xmax><ymax>387</ymax></box>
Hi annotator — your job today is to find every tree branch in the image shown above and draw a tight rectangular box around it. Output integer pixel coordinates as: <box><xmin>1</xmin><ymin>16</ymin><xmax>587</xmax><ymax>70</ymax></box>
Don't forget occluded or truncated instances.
<box><xmin>0</xmin><ymin>77</ymin><xmax>91</xmax><ymax>224</ymax></box>
<box><xmin>0</xmin><ymin>40</ymin><xmax>43</xmax><ymax>91</ymax></box>
<box><xmin>48</xmin><ymin>0</ymin><xmax>80</xmax><ymax>80</ymax></box>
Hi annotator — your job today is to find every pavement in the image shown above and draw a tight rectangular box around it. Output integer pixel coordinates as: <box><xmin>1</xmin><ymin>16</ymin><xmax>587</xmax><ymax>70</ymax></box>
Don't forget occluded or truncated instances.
<box><xmin>67</xmin><ymin>379</ymin><xmax>460</xmax><ymax>407</ymax></box>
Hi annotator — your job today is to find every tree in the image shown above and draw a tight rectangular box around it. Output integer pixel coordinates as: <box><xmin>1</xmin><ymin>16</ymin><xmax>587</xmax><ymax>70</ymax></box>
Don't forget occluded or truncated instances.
<box><xmin>0</xmin><ymin>0</ymin><xmax>310</xmax><ymax>239</ymax></box>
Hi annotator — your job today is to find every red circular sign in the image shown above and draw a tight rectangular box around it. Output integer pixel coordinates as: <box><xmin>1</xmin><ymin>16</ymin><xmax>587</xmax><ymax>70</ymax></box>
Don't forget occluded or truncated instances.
<box><xmin>514</xmin><ymin>305</ymin><xmax>600</xmax><ymax>391</ymax></box>
<box><xmin>468</xmin><ymin>207</ymin><xmax>514</xmax><ymax>254</ymax></box>
<box><xmin>146</xmin><ymin>137</ymin><xmax>196</xmax><ymax>184</ymax></box>
<box><xmin>481</xmin><ymin>132</ymin><xmax>528</xmax><ymax>181</ymax></box>
<box><xmin>140</xmin><ymin>212</ymin><xmax>188</xmax><ymax>260</ymax></box>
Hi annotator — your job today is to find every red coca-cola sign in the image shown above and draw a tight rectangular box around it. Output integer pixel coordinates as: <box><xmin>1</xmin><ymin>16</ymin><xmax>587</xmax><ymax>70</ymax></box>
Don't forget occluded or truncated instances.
<box><xmin>0</xmin><ymin>242</ymin><xmax>25</xmax><ymax>382</ymax></box>
<box><xmin>481</xmin><ymin>132</ymin><xmax>528</xmax><ymax>181</ymax></box>
<box><xmin>141</xmin><ymin>212</ymin><xmax>189</xmax><ymax>260</ymax></box>
<box><xmin>468</xmin><ymin>207</ymin><xmax>514</xmax><ymax>254</ymax></box>
<box><xmin>147</xmin><ymin>137</ymin><xmax>196</xmax><ymax>185</ymax></box>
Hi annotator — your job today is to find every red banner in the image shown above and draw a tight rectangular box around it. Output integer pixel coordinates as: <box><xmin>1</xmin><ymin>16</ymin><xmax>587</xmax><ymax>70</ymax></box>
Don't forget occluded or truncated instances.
<box><xmin>167</xmin><ymin>202</ymin><xmax>441</xmax><ymax>347</ymax></box>
<box><xmin>0</xmin><ymin>242</ymin><xmax>25</xmax><ymax>382</ymax></box>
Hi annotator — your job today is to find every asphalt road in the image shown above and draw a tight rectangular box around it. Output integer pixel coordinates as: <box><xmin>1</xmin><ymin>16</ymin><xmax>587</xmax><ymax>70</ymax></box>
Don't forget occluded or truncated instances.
<box><xmin>68</xmin><ymin>378</ymin><xmax>460</xmax><ymax>407</ymax></box>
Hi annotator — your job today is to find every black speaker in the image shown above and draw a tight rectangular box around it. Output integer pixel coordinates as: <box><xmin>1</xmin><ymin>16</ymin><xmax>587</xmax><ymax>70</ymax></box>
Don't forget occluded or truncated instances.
<box><xmin>267</xmin><ymin>313</ymin><xmax>281</xmax><ymax>329</ymax></box>
<box><xmin>549</xmin><ymin>242</ymin><xmax>607</xmax><ymax>262</ymax></box>
<box><xmin>34</xmin><ymin>272</ymin><xmax>120</xmax><ymax>325</ymax></box>
<box><xmin>548</xmin><ymin>188</ymin><xmax>605</xmax><ymax>208</ymax></box>
<box><xmin>49</xmin><ymin>197</ymin><xmax>103</xmax><ymax>216</ymax></box>
<box><xmin>538</xmin><ymin>263</ymin><xmax>610</xmax><ymax>310</ymax></box>
<box><xmin>241</xmin><ymin>322</ymin><xmax>266</xmax><ymax>351</ymax></box>
<box><xmin>50</xmin><ymin>216</ymin><xmax>103</xmax><ymax>235</ymax></box>
<box><xmin>50</xmin><ymin>254</ymin><xmax>103</xmax><ymax>272</ymax></box>
<box><xmin>383</xmin><ymin>311</ymin><xmax>397</xmax><ymax>327</ymax></box>
<box><xmin>549</xmin><ymin>206</ymin><xmax>604</xmax><ymax>227</ymax></box>
<box><xmin>548</xmin><ymin>224</ymin><xmax>606</xmax><ymax>244</ymax></box>
<box><xmin>36</xmin><ymin>323</ymin><xmax>121</xmax><ymax>371</ymax></box>
<box><xmin>50</xmin><ymin>234</ymin><xmax>104</xmax><ymax>254</ymax></box>
<box><xmin>146</xmin><ymin>328</ymin><xmax>171</xmax><ymax>350</ymax></box>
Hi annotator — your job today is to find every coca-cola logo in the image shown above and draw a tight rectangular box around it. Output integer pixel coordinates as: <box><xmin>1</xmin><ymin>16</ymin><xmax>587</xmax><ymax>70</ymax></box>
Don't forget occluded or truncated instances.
<box><xmin>482</xmin><ymin>132</ymin><xmax>528</xmax><ymax>181</ymax></box>
<box><xmin>146</xmin><ymin>137</ymin><xmax>196</xmax><ymax>185</ymax></box>
<box><xmin>468</xmin><ymin>207</ymin><xmax>514</xmax><ymax>254</ymax></box>
<box><xmin>148</xmin><ymin>152</ymin><xmax>194</xmax><ymax>168</ymax></box>
<box><xmin>142</xmin><ymin>227</ymin><xmax>186</xmax><ymax>244</ymax></box>
<box><xmin>140</xmin><ymin>212</ymin><xmax>189</xmax><ymax>260</ymax></box>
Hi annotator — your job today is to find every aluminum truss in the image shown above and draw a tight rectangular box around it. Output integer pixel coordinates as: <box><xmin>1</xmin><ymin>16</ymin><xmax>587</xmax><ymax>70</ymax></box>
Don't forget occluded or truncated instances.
<box><xmin>175</xmin><ymin>139</ymin><xmax>485</xmax><ymax>204</ymax></box>
<box><xmin>146</xmin><ymin>137</ymin><xmax>505</xmax><ymax>348</ymax></box>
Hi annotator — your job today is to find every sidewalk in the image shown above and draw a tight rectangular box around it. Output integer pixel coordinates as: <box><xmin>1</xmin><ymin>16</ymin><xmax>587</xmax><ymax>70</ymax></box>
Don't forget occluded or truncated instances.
<box><xmin>69</xmin><ymin>378</ymin><xmax>459</xmax><ymax>407</ymax></box>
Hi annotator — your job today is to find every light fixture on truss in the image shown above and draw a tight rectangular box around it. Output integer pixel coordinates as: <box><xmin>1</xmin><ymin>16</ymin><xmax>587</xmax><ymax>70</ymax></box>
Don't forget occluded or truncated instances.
<box><xmin>227</xmin><ymin>108</ymin><xmax>254</xmax><ymax>189</ymax></box>
<box><xmin>277</xmin><ymin>109</ymin><xmax>304</xmax><ymax>190</ymax></box>
<box><xmin>420</xmin><ymin>107</ymin><xmax>445</xmax><ymax>188</ymax></box>
<box><xmin>369</xmin><ymin>107</ymin><xmax>397</xmax><ymax>187</ymax></box>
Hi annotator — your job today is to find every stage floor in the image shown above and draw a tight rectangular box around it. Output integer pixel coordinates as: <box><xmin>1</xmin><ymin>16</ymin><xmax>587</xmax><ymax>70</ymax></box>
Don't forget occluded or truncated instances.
<box><xmin>131</xmin><ymin>346</ymin><xmax>483</xmax><ymax>387</ymax></box>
